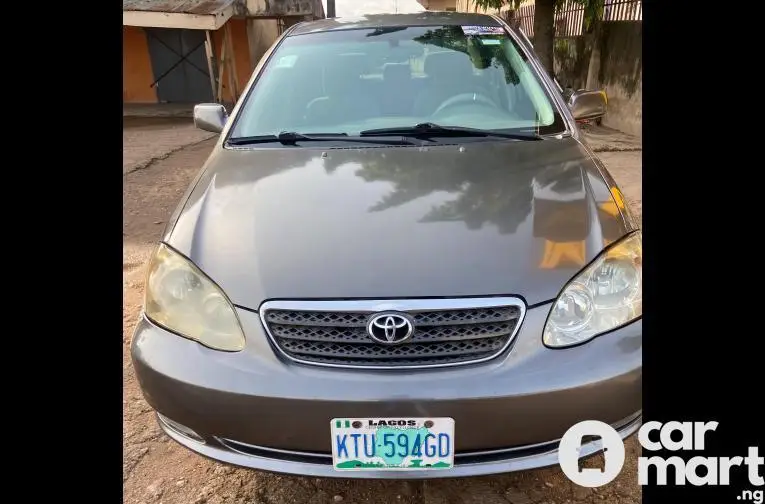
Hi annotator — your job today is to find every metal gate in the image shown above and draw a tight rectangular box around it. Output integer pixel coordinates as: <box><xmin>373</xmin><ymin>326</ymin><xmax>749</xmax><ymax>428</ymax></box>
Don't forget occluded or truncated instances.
<box><xmin>145</xmin><ymin>28</ymin><xmax>214</xmax><ymax>103</ymax></box>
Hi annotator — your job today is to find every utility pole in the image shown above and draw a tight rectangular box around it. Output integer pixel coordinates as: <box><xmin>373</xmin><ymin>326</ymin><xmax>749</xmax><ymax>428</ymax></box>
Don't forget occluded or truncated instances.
<box><xmin>327</xmin><ymin>0</ymin><xmax>336</xmax><ymax>18</ymax></box>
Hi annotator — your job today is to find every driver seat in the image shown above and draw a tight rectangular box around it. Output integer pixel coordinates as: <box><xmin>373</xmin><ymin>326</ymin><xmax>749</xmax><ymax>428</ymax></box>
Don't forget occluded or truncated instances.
<box><xmin>413</xmin><ymin>51</ymin><xmax>479</xmax><ymax>117</ymax></box>
<box><xmin>305</xmin><ymin>55</ymin><xmax>380</xmax><ymax>127</ymax></box>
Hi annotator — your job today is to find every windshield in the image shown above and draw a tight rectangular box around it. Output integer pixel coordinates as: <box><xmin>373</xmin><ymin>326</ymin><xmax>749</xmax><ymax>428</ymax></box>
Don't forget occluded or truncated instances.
<box><xmin>229</xmin><ymin>24</ymin><xmax>567</xmax><ymax>140</ymax></box>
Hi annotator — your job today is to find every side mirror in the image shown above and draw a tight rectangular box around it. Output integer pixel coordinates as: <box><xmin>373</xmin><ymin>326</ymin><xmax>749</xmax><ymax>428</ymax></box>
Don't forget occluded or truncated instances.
<box><xmin>193</xmin><ymin>103</ymin><xmax>227</xmax><ymax>133</ymax></box>
<box><xmin>567</xmin><ymin>90</ymin><xmax>607</xmax><ymax>121</ymax></box>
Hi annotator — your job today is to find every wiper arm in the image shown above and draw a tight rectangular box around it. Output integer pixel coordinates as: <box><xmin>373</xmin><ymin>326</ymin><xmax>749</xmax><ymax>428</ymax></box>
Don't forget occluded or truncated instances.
<box><xmin>276</xmin><ymin>131</ymin><xmax>336</xmax><ymax>145</ymax></box>
<box><xmin>227</xmin><ymin>131</ymin><xmax>415</xmax><ymax>146</ymax></box>
<box><xmin>227</xmin><ymin>131</ymin><xmax>347</xmax><ymax>146</ymax></box>
<box><xmin>359</xmin><ymin>123</ymin><xmax>542</xmax><ymax>141</ymax></box>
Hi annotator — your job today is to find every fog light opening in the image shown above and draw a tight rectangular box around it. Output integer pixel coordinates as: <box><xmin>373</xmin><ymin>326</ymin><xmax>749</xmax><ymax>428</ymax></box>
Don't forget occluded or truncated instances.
<box><xmin>157</xmin><ymin>413</ymin><xmax>206</xmax><ymax>444</ymax></box>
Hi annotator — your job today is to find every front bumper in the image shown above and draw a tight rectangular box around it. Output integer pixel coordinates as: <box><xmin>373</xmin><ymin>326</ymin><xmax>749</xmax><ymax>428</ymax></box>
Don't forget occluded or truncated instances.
<box><xmin>131</xmin><ymin>302</ymin><xmax>642</xmax><ymax>478</ymax></box>
<box><xmin>156</xmin><ymin>410</ymin><xmax>641</xmax><ymax>479</ymax></box>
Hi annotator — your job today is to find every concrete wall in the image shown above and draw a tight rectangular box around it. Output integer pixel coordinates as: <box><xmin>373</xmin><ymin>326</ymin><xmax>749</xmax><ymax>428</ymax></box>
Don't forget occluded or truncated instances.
<box><xmin>419</xmin><ymin>0</ymin><xmax>457</xmax><ymax>10</ymax></box>
<box><xmin>554</xmin><ymin>21</ymin><xmax>642</xmax><ymax>137</ymax></box>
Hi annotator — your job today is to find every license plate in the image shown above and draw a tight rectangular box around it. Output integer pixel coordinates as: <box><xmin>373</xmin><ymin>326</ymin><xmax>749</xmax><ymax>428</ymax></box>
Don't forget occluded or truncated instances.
<box><xmin>331</xmin><ymin>417</ymin><xmax>455</xmax><ymax>471</ymax></box>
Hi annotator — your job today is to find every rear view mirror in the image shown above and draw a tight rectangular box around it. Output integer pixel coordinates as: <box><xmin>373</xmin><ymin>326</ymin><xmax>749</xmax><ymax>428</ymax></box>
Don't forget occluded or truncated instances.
<box><xmin>193</xmin><ymin>103</ymin><xmax>227</xmax><ymax>133</ymax></box>
<box><xmin>567</xmin><ymin>90</ymin><xmax>607</xmax><ymax>121</ymax></box>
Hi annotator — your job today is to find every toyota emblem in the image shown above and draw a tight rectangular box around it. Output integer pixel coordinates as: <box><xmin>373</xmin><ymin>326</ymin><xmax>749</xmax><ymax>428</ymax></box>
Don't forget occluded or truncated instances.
<box><xmin>366</xmin><ymin>312</ymin><xmax>415</xmax><ymax>345</ymax></box>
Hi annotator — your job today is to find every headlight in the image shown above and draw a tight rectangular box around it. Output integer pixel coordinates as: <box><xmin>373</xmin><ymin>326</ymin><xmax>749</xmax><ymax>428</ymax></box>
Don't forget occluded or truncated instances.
<box><xmin>543</xmin><ymin>231</ymin><xmax>641</xmax><ymax>348</ymax></box>
<box><xmin>144</xmin><ymin>243</ymin><xmax>245</xmax><ymax>351</ymax></box>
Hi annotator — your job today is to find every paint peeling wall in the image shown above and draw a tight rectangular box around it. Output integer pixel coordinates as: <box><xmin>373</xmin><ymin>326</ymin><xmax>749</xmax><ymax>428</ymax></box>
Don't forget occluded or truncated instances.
<box><xmin>123</xmin><ymin>26</ymin><xmax>158</xmax><ymax>103</ymax></box>
<box><xmin>244</xmin><ymin>0</ymin><xmax>323</xmax><ymax>16</ymax></box>
<box><xmin>554</xmin><ymin>21</ymin><xmax>642</xmax><ymax>137</ymax></box>
<box><xmin>231</xmin><ymin>0</ymin><xmax>248</xmax><ymax>16</ymax></box>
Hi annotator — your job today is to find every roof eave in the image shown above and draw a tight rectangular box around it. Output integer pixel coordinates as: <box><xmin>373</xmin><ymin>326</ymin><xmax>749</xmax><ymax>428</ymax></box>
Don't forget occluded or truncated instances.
<box><xmin>122</xmin><ymin>4</ymin><xmax>234</xmax><ymax>30</ymax></box>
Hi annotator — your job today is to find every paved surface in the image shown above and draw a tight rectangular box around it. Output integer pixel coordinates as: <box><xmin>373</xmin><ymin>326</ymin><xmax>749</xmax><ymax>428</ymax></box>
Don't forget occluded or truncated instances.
<box><xmin>580</xmin><ymin>124</ymin><xmax>642</xmax><ymax>154</ymax></box>
<box><xmin>123</xmin><ymin>119</ymin><xmax>642</xmax><ymax>504</ymax></box>
<box><xmin>123</xmin><ymin>103</ymin><xmax>235</xmax><ymax>120</ymax></box>
<box><xmin>122</xmin><ymin>117</ymin><xmax>215</xmax><ymax>175</ymax></box>
<box><xmin>124</xmin><ymin>103</ymin><xmax>196</xmax><ymax>118</ymax></box>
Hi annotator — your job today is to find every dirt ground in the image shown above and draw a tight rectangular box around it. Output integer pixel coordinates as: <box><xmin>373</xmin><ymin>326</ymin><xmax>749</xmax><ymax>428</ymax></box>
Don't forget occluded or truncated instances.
<box><xmin>123</xmin><ymin>118</ymin><xmax>643</xmax><ymax>504</ymax></box>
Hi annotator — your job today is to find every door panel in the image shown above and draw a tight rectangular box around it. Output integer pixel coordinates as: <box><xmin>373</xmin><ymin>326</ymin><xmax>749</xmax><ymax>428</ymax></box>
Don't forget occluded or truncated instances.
<box><xmin>145</xmin><ymin>28</ymin><xmax>213</xmax><ymax>103</ymax></box>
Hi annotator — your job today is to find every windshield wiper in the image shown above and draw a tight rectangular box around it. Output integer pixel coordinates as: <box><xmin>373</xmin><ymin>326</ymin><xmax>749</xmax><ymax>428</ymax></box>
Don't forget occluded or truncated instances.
<box><xmin>359</xmin><ymin>123</ymin><xmax>542</xmax><ymax>141</ymax></box>
<box><xmin>227</xmin><ymin>131</ymin><xmax>414</xmax><ymax>146</ymax></box>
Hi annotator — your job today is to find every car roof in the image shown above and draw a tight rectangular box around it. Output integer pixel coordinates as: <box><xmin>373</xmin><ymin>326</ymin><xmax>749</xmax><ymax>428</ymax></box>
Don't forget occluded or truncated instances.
<box><xmin>288</xmin><ymin>11</ymin><xmax>505</xmax><ymax>37</ymax></box>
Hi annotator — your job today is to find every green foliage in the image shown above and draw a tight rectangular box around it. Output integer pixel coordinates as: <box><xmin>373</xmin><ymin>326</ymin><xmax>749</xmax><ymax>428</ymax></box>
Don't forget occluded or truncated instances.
<box><xmin>472</xmin><ymin>0</ymin><xmax>605</xmax><ymax>32</ymax></box>
<box><xmin>472</xmin><ymin>0</ymin><xmax>522</xmax><ymax>10</ymax></box>
<box><xmin>569</xmin><ymin>0</ymin><xmax>605</xmax><ymax>31</ymax></box>
<box><xmin>472</xmin><ymin>0</ymin><xmax>565</xmax><ymax>11</ymax></box>
<box><xmin>553</xmin><ymin>37</ymin><xmax>571</xmax><ymax>54</ymax></box>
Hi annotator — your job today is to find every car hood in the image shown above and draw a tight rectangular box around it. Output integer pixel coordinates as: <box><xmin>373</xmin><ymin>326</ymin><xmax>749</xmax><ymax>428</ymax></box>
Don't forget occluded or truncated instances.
<box><xmin>164</xmin><ymin>138</ymin><xmax>636</xmax><ymax>309</ymax></box>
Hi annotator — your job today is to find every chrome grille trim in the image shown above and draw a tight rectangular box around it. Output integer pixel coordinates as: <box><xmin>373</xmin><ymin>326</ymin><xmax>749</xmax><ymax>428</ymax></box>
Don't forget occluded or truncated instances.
<box><xmin>214</xmin><ymin>410</ymin><xmax>643</xmax><ymax>464</ymax></box>
<box><xmin>216</xmin><ymin>436</ymin><xmax>554</xmax><ymax>462</ymax></box>
<box><xmin>258</xmin><ymin>297</ymin><xmax>527</xmax><ymax>370</ymax></box>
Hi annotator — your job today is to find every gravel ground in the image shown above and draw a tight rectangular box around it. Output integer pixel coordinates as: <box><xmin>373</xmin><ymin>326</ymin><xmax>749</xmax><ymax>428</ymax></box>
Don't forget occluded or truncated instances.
<box><xmin>123</xmin><ymin>117</ymin><xmax>642</xmax><ymax>504</ymax></box>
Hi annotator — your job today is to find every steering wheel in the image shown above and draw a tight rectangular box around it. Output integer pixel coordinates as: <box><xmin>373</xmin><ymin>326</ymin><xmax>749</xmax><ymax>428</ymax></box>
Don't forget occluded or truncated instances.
<box><xmin>432</xmin><ymin>92</ymin><xmax>499</xmax><ymax>116</ymax></box>
<box><xmin>304</xmin><ymin>96</ymin><xmax>330</xmax><ymax>122</ymax></box>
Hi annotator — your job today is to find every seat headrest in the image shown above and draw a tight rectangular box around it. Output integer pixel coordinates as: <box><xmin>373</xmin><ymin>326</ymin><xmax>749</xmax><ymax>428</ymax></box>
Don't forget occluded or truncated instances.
<box><xmin>324</xmin><ymin>54</ymin><xmax>364</xmax><ymax>77</ymax></box>
<box><xmin>323</xmin><ymin>54</ymin><xmax>365</xmax><ymax>92</ymax></box>
<box><xmin>383</xmin><ymin>63</ymin><xmax>412</xmax><ymax>82</ymax></box>
<box><xmin>424</xmin><ymin>51</ymin><xmax>474</xmax><ymax>79</ymax></box>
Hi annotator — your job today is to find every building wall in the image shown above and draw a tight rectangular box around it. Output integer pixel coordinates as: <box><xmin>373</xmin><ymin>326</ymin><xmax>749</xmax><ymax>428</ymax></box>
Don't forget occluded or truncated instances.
<box><xmin>213</xmin><ymin>18</ymin><xmax>252</xmax><ymax>102</ymax></box>
<box><xmin>553</xmin><ymin>21</ymin><xmax>642</xmax><ymax>137</ymax></box>
<box><xmin>246</xmin><ymin>18</ymin><xmax>281</xmax><ymax>70</ymax></box>
<box><xmin>420</xmin><ymin>0</ymin><xmax>457</xmax><ymax>10</ymax></box>
<box><xmin>123</xmin><ymin>26</ymin><xmax>158</xmax><ymax>103</ymax></box>
<box><xmin>122</xmin><ymin>19</ymin><xmax>251</xmax><ymax>104</ymax></box>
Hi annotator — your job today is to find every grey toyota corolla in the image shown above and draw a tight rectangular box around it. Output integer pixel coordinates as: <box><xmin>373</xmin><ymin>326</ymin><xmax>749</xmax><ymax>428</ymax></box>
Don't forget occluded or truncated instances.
<box><xmin>131</xmin><ymin>12</ymin><xmax>642</xmax><ymax>478</ymax></box>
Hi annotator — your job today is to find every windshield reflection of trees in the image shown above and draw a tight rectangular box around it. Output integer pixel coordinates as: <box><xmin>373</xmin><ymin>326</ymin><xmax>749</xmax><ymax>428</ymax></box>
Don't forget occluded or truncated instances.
<box><xmin>366</xmin><ymin>27</ymin><xmax>408</xmax><ymax>37</ymax></box>
<box><xmin>413</xmin><ymin>26</ymin><xmax>521</xmax><ymax>85</ymax></box>
<box><xmin>194</xmin><ymin>140</ymin><xmax>627</xmax><ymax>272</ymax></box>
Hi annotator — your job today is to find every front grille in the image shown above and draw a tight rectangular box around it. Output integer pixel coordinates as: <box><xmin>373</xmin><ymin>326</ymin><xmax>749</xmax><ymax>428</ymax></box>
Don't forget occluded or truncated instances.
<box><xmin>259</xmin><ymin>298</ymin><xmax>526</xmax><ymax>369</ymax></box>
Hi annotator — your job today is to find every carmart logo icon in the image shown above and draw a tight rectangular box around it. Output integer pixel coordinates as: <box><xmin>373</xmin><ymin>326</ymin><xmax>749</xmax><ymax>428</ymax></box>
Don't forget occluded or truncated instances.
<box><xmin>558</xmin><ymin>420</ymin><xmax>626</xmax><ymax>487</ymax></box>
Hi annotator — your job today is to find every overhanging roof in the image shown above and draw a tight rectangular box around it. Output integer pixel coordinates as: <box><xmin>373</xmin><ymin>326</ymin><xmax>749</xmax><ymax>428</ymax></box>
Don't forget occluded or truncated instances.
<box><xmin>123</xmin><ymin>0</ymin><xmax>235</xmax><ymax>30</ymax></box>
